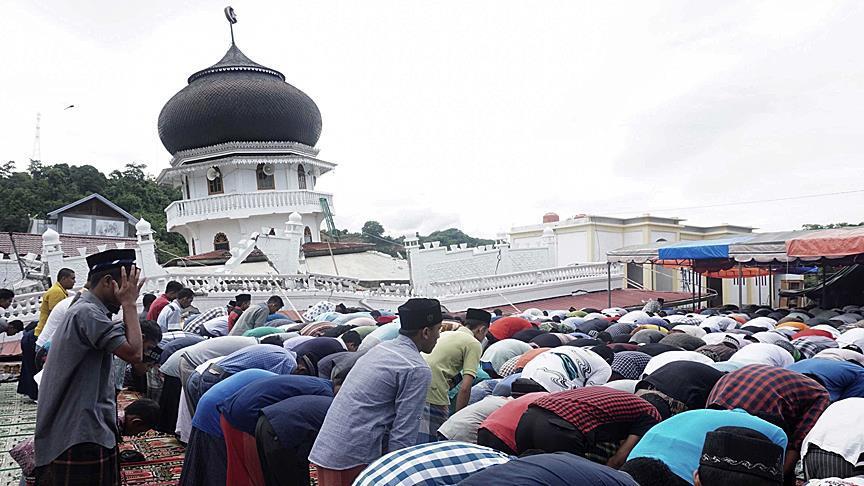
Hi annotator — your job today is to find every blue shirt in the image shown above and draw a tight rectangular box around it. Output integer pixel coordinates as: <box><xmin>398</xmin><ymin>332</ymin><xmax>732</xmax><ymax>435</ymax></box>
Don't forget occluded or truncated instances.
<box><xmin>459</xmin><ymin>452</ymin><xmax>636</xmax><ymax>486</ymax></box>
<box><xmin>220</xmin><ymin>375</ymin><xmax>333</xmax><ymax>435</ymax></box>
<box><xmin>309</xmin><ymin>334</ymin><xmax>432</xmax><ymax>470</ymax></box>
<box><xmin>218</xmin><ymin>344</ymin><xmax>297</xmax><ymax>375</ymax></box>
<box><xmin>492</xmin><ymin>373</ymin><xmax>522</xmax><ymax>397</ymax></box>
<box><xmin>627</xmin><ymin>409</ymin><xmax>787</xmax><ymax>484</ymax></box>
<box><xmin>787</xmin><ymin>359</ymin><xmax>864</xmax><ymax>401</ymax></box>
<box><xmin>261</xmin><ymin>395</ymin><xmax>333</xmax><ymax>449</ymax></box>
<box><xmin>192</xmin><ymin>369</ymin><xmax>276</xmax><ymax>437</ymax></box>
<box><xmin>292</xmin><ymin>337</ymin><xmax>345</xmax><ymax>363</ymax></box>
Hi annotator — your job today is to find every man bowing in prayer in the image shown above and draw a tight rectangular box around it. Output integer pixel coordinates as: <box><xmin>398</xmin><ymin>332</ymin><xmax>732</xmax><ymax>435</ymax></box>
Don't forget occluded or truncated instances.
<box><xmin>418</xmin><ymin>308</ymin><xmax>490</xmax><ymax>442</ymax></box>
<box><xmin>310</xmin><ymin>298</ymin><xmax>442</xmax><ymax>486</ymax></box>
<box><xmin>34</xmin><ymin>249</ymin><xmax>146</xmax><ymax>486</ymax></box>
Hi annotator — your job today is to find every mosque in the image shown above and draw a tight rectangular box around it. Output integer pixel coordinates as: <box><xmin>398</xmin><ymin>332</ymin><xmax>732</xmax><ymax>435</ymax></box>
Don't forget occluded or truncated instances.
<box><xmin>156</xmin><ymin>36</ymin><xmax>335</xmax><ymax>256</ymax></box>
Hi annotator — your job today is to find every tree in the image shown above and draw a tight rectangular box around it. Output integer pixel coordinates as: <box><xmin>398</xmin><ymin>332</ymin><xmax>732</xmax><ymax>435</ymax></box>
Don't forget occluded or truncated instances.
<box><xmin>362</xmin><ymin>221</ymin><xmax>385</xmax><ymax>240</ymax></box>
<box><xmin>802</xmin><ymin>222</ymin><xmax>864</xmax><ymax>230</ymax></box>
<box><xmin>0</xmin><ymin>161</ymin><xmax>184</xmax><ymax>263</ymax></box>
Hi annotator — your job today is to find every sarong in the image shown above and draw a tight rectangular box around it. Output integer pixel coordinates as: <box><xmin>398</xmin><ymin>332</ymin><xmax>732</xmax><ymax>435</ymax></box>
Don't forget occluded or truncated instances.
<box><xmin>35</xmin><ymin>442</ymin><xmax>119</xmax><ymax>486</ymax></box>
<box><xmin>179</xmin><ymin>427</ymin><xmax>227</xmax><ymax>486</ymax></box>
<box><xmin>417</xmin><ymin>403</ymin><xmax>449</xmax><ymax>444</ymax></box>
<box><xmin>222</xmin><ymin>415</ymin><xmax>265</xmax><ymax>486</ymax></box>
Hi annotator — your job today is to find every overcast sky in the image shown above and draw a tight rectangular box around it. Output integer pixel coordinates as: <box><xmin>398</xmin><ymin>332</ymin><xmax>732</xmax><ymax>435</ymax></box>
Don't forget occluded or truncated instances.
<box><xmin>3</xmin><ymin>1</ymin><xmax>864</xmax><ymax>238</ymax></box>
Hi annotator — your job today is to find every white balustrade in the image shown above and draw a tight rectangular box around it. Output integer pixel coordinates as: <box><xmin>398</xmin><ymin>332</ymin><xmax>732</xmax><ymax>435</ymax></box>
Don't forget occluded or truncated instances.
<box><xmin>165</xmin><ymin>190</ymin><xmax>334</xmax><ymax>229</ymax></box>
<box><xmin>427</xmin><ymin>263</ymin><xmax>623</xmax><ymax>298</ymax></box>
<box><xmin>4</xmin><ymin>291</ymin><xmax>45</xmax><ymax>322</ymax></box>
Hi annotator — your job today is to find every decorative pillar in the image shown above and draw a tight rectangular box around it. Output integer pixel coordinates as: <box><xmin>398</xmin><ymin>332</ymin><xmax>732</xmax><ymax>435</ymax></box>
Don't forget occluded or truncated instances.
<box><xmin>42</xmin><ymin>229</ymin><xmax>64</xmax><ymax>284</ymax></box>
<box><xmin>541</xmin><ymin>226</ymin><xmax>558</xmax><ymax>267</ymax></box>
<box><xmin>135</xmin><ymin>218</ymin><xmax>167</xmax><ymax>278</ymax></box>
<box><xmin>403</xmin><ymin>234</ymin><xmax>421</xmax><ymax>292</ymax></box>
<box><xmin>255</xmin><ymin>212</ymin><xmax>303</xmax><ymax>275</ymax></box>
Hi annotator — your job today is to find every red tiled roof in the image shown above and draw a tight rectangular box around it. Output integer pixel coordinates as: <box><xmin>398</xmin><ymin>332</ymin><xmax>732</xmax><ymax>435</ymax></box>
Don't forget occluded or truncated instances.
<box><xmin>302</xmin><ymin>242</ymin><xmax>374</xmax><ymax>257</ymax></box>
<box><xmin>486</xmin><ymin>289</ymin><xmax>696</xmax><ymax>312</ymax></box>
<box><xmin>0</xmin><ymin>232</ymin><xmax>137</xmax><ymax>258</ymax></box>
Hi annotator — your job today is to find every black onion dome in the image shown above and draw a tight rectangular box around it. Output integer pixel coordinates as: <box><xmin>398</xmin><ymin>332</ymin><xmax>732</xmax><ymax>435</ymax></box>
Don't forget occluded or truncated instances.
<box><xmin>158</xmin><ymin>44</ymin><xmax>322</xmax><ymax>155</ymax></box>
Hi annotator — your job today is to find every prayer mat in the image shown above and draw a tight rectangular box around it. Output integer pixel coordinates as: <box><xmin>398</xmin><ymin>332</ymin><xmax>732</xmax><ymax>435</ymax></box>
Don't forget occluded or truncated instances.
<box><xmin>0</xmin><ymin>381</ymin><xmax>37</xmax><ymax>485</ymax></box>
<box><xmin>118</xmin><ymin>390</ymin><xmax>186</xmax><ymax>486</ymax></box>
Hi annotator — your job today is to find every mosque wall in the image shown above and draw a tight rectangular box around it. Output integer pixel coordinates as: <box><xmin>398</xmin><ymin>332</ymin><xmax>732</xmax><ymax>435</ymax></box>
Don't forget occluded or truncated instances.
<box><xmin>406</xmin><ymin>241</ymin><xmax>553</xmax><ymax>294</ymax></box>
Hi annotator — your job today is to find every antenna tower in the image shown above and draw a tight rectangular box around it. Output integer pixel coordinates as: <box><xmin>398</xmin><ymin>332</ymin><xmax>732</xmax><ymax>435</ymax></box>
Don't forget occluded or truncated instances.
<box><xmin>32</xmin><ymin>113</ymin><xmax>41</xmax><ymax>161</ymax></box>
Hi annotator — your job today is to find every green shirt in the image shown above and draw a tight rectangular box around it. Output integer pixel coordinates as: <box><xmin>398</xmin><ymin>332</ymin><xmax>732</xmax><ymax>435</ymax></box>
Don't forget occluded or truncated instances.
<box><xmin>423</xmin><ymin>327</ymin><xmax>482</xmax><ymax>406</ymax></box>
<box><xmin>353</xmin><ymin>325</ymin><xmax>378</xmax><ymax>339</ymax></box>
<box><xmin>243</xmin><ymin>326</ymin><xmax>282</xmax><ymax>338</ymax></box>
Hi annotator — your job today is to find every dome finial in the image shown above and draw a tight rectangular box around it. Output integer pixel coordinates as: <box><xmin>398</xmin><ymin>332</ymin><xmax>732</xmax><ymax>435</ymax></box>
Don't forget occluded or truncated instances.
<box><xmin>224</xmin><ymin>6</ymin><xmax>238</xmax><ymax>45</ymax></box>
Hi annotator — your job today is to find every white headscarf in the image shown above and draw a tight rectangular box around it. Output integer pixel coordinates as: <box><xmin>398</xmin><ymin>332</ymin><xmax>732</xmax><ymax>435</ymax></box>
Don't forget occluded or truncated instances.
<box><xmin>729</xmin><ymin>342</ymin><xmax>794</xmax><ymax>367</ymax></box>
<box><xmin>521</xmin><ymin>347</ymin><xmax>611</xmax><ymax>393</ymax></box>
<box><xmin>745</xmin><ymin>317</ymin><xmax>777</xmax><ymax>330</ymax></box>
<box><xmin>642</xmin><ymin>351</ymin><xmax>714</xmax><ymax>377</ymax></box>
<box><xmin>620</xmin><ymin>311</ymin><xmax>651</xmax><ymax>324</ymax></box>
<box><xmin>701</xmin><ymin>316</ymin><xmax>738</xmax><ymax>332</ymax></box>
<box><xmin>838</xmin><ymin>328</ymin><xmax>864</xmax><ymax>351</ymax></box>
<box><xmin>814</xmin><ymin>348</ymin><xmax>864</xmax><ymax>367</ymax></box>
<box><xmin>671</xmin><ymin>325</ymin><xmax>707</xmax><ymax>338</ymax></box>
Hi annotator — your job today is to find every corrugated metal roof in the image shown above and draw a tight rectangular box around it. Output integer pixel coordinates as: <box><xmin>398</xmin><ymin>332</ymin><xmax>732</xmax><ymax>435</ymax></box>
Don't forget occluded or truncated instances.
<box><xmin>0</xmin><ymin>232</ymin><xmax>137</xmax><ymax>257</ymax></box>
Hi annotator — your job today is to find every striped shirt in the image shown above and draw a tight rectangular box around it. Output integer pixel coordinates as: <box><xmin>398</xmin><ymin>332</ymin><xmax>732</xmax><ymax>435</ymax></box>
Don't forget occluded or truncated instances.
<box><xmin>706</xmin><ymin>364</ymin><xmax>830</xmax><ymax>449</ymax></box>
<box><xmin>353</xmin><ymin>441</ymin><xmax>511</xmax><ymax>486</ymax></box>
<box><xmin>183</xmin><ymin>306</ymin><xmax>227</xmax><ymax>333</ymax></box>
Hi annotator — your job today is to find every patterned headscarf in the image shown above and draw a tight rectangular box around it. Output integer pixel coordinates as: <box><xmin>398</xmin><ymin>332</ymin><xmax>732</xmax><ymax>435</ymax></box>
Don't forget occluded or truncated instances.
<box><xmin>520</xmin><ymin>347</ymin><xmax>612</xmax><ymax>392</ymax></box>
<box><xmin>611</xmin><ymin>351</ymin><xmax>652</xmax><ymax>380</ymax></box>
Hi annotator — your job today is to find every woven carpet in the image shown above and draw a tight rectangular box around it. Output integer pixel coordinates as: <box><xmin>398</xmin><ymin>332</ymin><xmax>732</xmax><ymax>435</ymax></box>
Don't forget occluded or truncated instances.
<box><xmin>0</xmin><ymin>380</ymin><xmax>36</xmax><ymax>486</ymax></box>
<box><xmin>117</xmin><ymin>390</ymin><xmax>185</xmax><ymax>486</ymax></box>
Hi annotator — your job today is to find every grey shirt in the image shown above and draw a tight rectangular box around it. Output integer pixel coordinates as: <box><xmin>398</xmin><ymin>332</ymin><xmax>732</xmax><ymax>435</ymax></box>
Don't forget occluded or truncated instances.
<box><xmin>438</xmin><ymin>395</ymin><xmax>509</xmax><ymax>443</ymax></box>
<box><xmin>160</xmin><ymin>336</ymin><xmax>256</xmax><ymax>377</ymax></box>
<box><xmin>309</xmin><ymin>334</ymin><xmax>432</xmax><ymax>470</ymax></box>
<box><xmin>34</xmin><ymin>291</ymin><xmax>126</xmax><ymax>466</ymax></box>
<box><xmin>228</xmin><ymin>304</ymin><xmax>269</xmax><ymax>336</ymax></box>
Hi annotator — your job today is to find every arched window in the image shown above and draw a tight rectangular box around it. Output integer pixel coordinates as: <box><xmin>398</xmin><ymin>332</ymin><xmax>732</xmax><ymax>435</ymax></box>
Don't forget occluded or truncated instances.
<box><xmin>297</xmin><ymin>164</ymin><xmax>307</xmax><ymax>190</ymax></box>
<box><xmin>304</xmin><ymin>226</ymin><xmax>313</xmax><ymax>243</ymax></box>
<box><xmin>207</xmin><ymin>167</ymin><xmax>223</xmax><ymax>195</ymax></box>
<box><xmin>256</xmin><ymin>163</ymin><xmax>275</xmax><ymax>190</ymax></box>
<box><xmin>214</xmin><ymin>232</ymin><xmax>230</xmax><ymax>251</ymax></box>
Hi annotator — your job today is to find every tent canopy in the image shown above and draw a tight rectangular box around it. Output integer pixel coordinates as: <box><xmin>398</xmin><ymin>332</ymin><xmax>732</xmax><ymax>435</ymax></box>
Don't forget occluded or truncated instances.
<box><xmin>728</xmin><ymin>230</ymin><xmax>816</xmax><ymax>263</ymax></box>
<box><xmin>787</xmin><ymin>227</ymin><xmax>864</xmax><ymax>258</ymax></box>
<box><xmin>657</xmin><ymin>236</ymin><xmax>753</xmax><ymax>260</ymax></box>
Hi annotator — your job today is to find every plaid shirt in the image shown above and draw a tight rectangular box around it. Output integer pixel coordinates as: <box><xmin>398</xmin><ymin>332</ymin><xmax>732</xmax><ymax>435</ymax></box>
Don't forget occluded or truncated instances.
<box><xmin>791</xmin><ymin>336</ymin><xmax>838</xmax><ymax>359</ymax></box>
<box><xmin>183</xmin><ymin>306</ymin><xmax>227</xmax><ymax>333</ymax></box>
<box><xmin>353</xmin><ymin>441</ymin><xmax>511</xmax><ymax>486</ymax></box>
<box><xmin>706</xmin><ymin>364</ymin><xmax>830</xmax><ymax>449</ymax></box>
<box><xmin>533</xmin><ymin>387</ymin><xmax>661</xmax><ymax>434</ymax></box>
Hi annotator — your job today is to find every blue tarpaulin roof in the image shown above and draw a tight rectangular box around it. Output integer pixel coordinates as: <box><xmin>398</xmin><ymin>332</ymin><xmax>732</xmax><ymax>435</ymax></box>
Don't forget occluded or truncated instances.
<box><xmin>657</xmin><ymin>236</ymin><xmax>754</xmax><ymax>260</ymax></box>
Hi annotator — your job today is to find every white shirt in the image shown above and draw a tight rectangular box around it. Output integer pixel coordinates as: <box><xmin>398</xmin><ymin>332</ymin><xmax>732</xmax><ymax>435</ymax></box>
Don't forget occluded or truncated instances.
<box><xmin>157</xmin><ymin>301</ymin><xmax>183</xmax><ymax>332</ymax></box>
<box><xmin>36</xmin><ymin>294</ymin><xmax>77</xmax><ymax>348</ymax></box>
<box><xmin>803</xmin><ymin>397</ymin><xmax>864</xmax><ymax>467</ymax></box>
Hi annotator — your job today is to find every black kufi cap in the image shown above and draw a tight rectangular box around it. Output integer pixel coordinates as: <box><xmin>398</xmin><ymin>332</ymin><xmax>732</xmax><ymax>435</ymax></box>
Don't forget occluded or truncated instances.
<box><xmin>465</xmin><ymin>308</ymin><xmax>492</xmax><ymax>325</ymax></box>
<box><xmin>86</xmin><ymin>249</ymin><xmax>136</xmax><ymax>277</ymax></box>
<box><xmin>398</xmin><ymin>298</ymin><xmax>443</xmax><ymax>330</ymax></box>
<box><xmin>700</xmin><ymin>427</ymin><xmax>783</xmax><ymax>484</ymax></box>
<box><xmin>235</xmin><ymin>293</ymin><xmax>252</xmax><ymax>303</ymax></box>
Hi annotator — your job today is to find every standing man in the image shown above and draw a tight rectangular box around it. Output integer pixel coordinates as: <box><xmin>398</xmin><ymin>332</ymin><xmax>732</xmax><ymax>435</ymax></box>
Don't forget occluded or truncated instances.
<box><xmin>0</xmin><ymin>288</ymin><xmax>14</xmax><ymax>334</ymax></box>
<box><xmin>34</xmin><ymin>268</ymin><xmax>75</xmax><ymax>337</ymax></box>
<box><xmin>34</xmin><ymin>249</ymin><xmax>146</xmax><ymax>485</ymax></box>
<box><xmin>157</xmin><ymin>288</ymin><xmax>195</xmax><ymax>332</ymax></box>
<box><xmin>310</xmin><ymin>298</ymin><xmax>442</xmax><ymax>486</ymax></box>
<box><xmin>146</xmin><ymin>280</ymin><xmax>183</xmax><ymax>321</ymax></box>
<box><xmin>227</xmin><ymin>294</ymin><xmax>252</xmax><ymax>333</ymax></box>
<box><xmin>229</xmin><ymin>296</ymin><xmax>283</xmax><ymax>336</ymax></box>
<box><xmin>418</xmin><ymin>308</ymin><xmax>489</xmax><ymax>443</ymax></box>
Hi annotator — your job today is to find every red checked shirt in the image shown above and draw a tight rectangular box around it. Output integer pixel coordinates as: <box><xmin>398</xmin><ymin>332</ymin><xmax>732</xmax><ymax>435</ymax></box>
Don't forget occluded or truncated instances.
<box><xmin>706</xmin><ymin>364</ymin><xmax>830</xmax><ymax>449</ymax></box>
<box><xmin>532</xmin><ymin>387</ymin><xmax>661</xmax><ymax>441</ymax></box>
